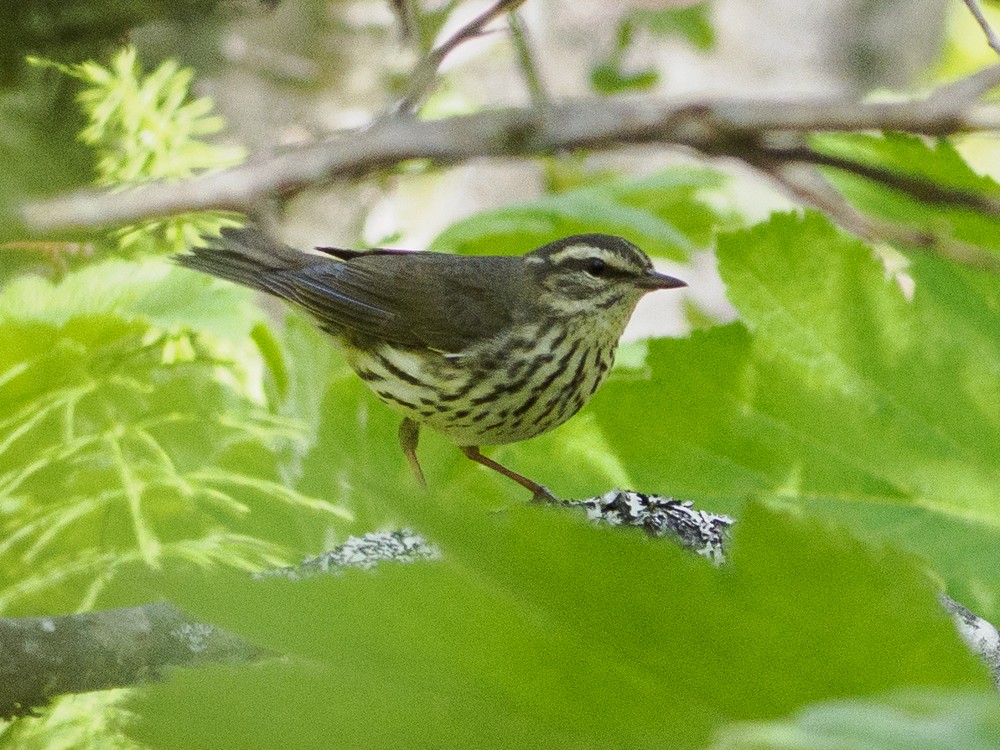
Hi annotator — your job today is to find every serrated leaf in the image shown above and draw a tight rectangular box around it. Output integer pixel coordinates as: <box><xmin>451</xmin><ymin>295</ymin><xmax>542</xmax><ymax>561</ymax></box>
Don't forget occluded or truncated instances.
<box><xmin>592</xmin><ymin>211</ymin><xmax>1000</xmax><ymax>618</ymax></box>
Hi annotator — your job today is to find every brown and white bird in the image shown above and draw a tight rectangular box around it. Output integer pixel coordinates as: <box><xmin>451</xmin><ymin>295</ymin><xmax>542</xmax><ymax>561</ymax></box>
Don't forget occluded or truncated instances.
<box><xmin>178</xmin><ymin>228</ymin><xmax>686</xmax><ymax>501</ymax></box>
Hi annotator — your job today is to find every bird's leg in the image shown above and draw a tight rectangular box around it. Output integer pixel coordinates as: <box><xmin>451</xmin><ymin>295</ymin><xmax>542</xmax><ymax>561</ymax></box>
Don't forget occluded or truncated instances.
<box><xmin>459</xmin><ymin>446</ymin><xmax>558</xmax><ymax>504</ymax></box>
<box><xmin>399</xmin><ymin>418</ymin><xmax>426</xmax><ymax>487</ymax></box>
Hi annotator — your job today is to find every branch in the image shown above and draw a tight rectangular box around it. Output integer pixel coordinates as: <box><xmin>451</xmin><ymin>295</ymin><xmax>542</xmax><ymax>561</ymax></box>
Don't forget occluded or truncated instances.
<box><xmin>756</xmin><ymin>162</ymin><xmax>1000</xmax><ymax>273</ymax></box>
<box><xmin>508</xmin><ymin>8</ymin><xmax>548</xmax><ymax>110</ymax></box>
<box><xmin>943</xmin><ymin>594</ymin><xmax>1000</xmax><ymax>687</ymax></box>
<box><xmin>964</xmin><ymin>0</ymin><xmax>1000</xmax><ymax>57</ymax></box>
<box><xmin>758</xmin><ymin>163</ymin><xmax>932</xmax><ymax>245</ymax></box>
<box><xmin>0</xmin><ymin>602</ymin><xmax>268</xmax><ymax>719</ymax></box>
<box><xmin>20</xmin><ymin>84</ymin><xmax>1000</xmax><ymax>233</ymax></box>
<box><xmin>394</xmin><ymin>0</ymin><xmax>529</xmax><ymax>115</ymax></box>
<box><xmin>760</xmin><ymin>144</ymin><xmax>1000</xmax><ymax>213</ymax></box>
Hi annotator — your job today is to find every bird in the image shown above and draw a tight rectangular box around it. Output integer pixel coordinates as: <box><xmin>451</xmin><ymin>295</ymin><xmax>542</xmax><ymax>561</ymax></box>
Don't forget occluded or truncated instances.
<box><xmin>177</xmin><ymin>227</ymin><xmax>686</xmax><ymax>502</ymax></box>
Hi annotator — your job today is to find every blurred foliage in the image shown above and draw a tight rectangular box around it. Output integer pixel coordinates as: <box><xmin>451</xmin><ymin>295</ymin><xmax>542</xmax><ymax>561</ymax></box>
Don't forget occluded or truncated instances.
<box><xmin>0</xmin><ymin>69</ymin><xmax>93</xmax><ymax>247</ymax></box>
<box><xmin>813</xmin><ymin>132</ymin><xmax>1000</xmax><ymax>260</ymax></box>
<box><xmin>635</xmin><ymin>4</ymin><xmax>715</xmax><ymax>51</ymax></box>
<box><xmin>29</xmin><ymin>47</ymin><xmax>244</xmax><ymax>255</ymax></box>
<box><xmin>411</xmin><ymin>0</ymin><xmax>461</xmax><ymax>54</ymax></box>
<box><xmin>708</xmin><ymin>688</ymin><xmax>1000</xmax><ymax>749</ymax></box>
<box><xmin>937</xmin><ymin>0</ymin><xmax>1000</xmax><ymax>82</ymax></box>
<box><xmin>431</xmin><ymin>167</ymin><xmax>736</xmax><ymax>260</ymax></box>
<box><xmin>590</xmin><ymin>3</ymin><xmax>713</xmax><ymax>94</ymax></box>
<box><xmin>0</xmin><ymin>259</ymin><xmax>352</xmax><ymax>617</ymax></box>
<box><xmin>0</xmin><ymin>0</ymin><xmax>229</xmax><ymax>85</ymax></box>
<box><xmin>0</xmin><ymin>691</ymin><xmax>138</xmax><ymax>750</ymax></box>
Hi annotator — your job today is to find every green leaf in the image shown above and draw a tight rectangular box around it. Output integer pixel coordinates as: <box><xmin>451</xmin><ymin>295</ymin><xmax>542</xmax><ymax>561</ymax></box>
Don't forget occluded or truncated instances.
<box><xmin>0</xmin><ymin>263</ymin><xmax>351</xmax><ymax>615</ymax></box>
<box><xmin>0</xmin><ymin>74</ymin><xmax>93</xmax><ymax>245</ymax></box>
<box><xmin>634</xmin><ymin>4</ymin><xmax>715</xmax><ymax>51</ymax></box>
<box><xmin>29</xmin><ymin>47</ymin><xmax>245</xmax><ymax>256</ymax></box>
<box><xmin>709</xmin><ymin>689</ymin><xmax>1000</xmax><ymax>749</ymax></box>
<box><xmin>588</xmin><ymin>5</ymin><xmax>713</xmax><ymax>96</ymax></box>
<box><xmin>589</xmin><ymin>62</ymin><xmax>659</xmax><ymax>95</ymax></box>
<box><xmin>592</xmin><ymin>212</ymin><xmax>1000</xmax><ymax>618</ymax></box>
<box><xmin>130</xmin><ymin>504</ymin><xmax>987</xmax><ymax>750</ymax></box>
<box><xmin>813</xmin><ymin>133</ymin><xmax>1000</xmax><ymax>259</ymax></box>
<box><xmin>430</xmin><ymin>168</ymin><xmax>733</xmax><ymax>261</ymax></box>
<box><xmin>0</xmin><ymin>259</ymin><xmax>262</xmax><ymax>342</ymax></box>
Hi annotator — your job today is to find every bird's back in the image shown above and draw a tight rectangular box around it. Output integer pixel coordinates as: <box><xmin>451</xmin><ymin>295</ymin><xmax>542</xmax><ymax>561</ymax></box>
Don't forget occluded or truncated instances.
<box><xmin>179</xmin><ymin>228</ymin><xmax>537</xmax><ymax>353</ymax></box>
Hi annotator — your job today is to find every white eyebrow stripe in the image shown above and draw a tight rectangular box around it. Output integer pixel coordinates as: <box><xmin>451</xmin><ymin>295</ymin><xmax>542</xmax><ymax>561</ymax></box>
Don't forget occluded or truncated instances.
<box><xmin>548</xmin><ymin>245</ymin><xmax>628</xmax><ymax>268</ymax></box>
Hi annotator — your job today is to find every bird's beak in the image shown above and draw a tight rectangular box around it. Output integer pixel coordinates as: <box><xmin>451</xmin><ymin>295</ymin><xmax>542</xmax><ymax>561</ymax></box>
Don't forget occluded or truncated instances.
<box><xmin>637</xmin><ymin>269</ymin><xmax>687</xmax><ymax>291</ymax></box>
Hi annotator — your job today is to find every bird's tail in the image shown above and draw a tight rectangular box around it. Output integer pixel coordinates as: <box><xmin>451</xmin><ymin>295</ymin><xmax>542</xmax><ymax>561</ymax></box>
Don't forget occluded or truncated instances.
<box><xmin>176</xmin><ymin>227</ymin><xmax>308</xmax><ymax>299</ymax></box>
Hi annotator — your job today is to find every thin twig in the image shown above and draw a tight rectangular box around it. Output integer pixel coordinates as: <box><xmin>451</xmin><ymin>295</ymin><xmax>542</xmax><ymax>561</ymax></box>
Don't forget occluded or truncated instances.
<box><xmin>755</xmin><ymin>144</ymin><xmax>1000</xmax><ymax>216</ymax></box>
<box><xmin>924</xmin><ymin>64</ymin><xmax>1000</xmax><ymax>113</ymax></box>
<box><xmin>964</xmin><ymin>0</ymin><xmax>1000</xmax><ymax>56</ymax></box>
<box><xmin>393</xmin><ymin>0</ymin><xmax>529</xmax><ymax>115</ymax></box>
<box><xmin>508</xmin><ymin>9</ymin><xmax>547</xmax><ymax>110</ymax></box>
<box><xmin>389</xmin><ymin>0</ymin><xmax>418</xmax><ymax>44</ymax></box>
<box><xmin>761</xmin><ymin>164</ymin><xmax>928</xmax><ymax>245</ymax></box>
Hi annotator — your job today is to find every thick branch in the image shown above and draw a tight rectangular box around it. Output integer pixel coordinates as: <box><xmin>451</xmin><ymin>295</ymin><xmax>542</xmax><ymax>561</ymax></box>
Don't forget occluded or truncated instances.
<box><xmin>0</xmin><ymin>602</ymin><xmax>267</xmax><ymax>719</ymax></box>
<box><xmin>20</xmin><ymin>89</ymin><xmax>1000</xmax><ymax>233</ymax></box>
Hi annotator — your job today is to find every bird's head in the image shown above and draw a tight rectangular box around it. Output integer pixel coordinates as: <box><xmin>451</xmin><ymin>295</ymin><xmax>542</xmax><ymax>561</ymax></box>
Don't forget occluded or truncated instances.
<box><xmin>526</xmin><ymin>234</ymin><xmax>686</xmax><ymax>317</ymax></box>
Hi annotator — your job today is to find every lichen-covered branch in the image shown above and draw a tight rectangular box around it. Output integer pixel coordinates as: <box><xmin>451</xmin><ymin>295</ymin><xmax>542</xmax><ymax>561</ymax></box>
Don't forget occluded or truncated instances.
<box><xmin>0</xmin><ymin>602</ymin><xmax>267</xmax><ymax>720</ymax></box>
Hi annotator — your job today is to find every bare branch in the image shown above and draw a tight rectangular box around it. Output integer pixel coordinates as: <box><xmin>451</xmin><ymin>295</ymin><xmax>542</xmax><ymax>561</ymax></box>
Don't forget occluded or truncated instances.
<box><xmin>963</xmin><ymin>0</ymin><xmax>1000</xmax><ymax>57</ymax></box>
<box><xmin>756</xmin><ymin>144</ymin><xmax>1000</xmax><ymax>215</ymax></box>
<box><xmin>20</xmin><ymin>87</ymin><xmax>1000</xmax><ymax>234</ymax></box>
<box><xmin>394</xmin><ymin>0</ymin><xmax>529</xmax><ymax>115</ymax></box>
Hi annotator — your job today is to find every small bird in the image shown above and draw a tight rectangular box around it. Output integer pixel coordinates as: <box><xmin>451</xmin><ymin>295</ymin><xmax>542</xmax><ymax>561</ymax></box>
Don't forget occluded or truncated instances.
<box><xmin>178</xmin><ymin>228</ymin><xmax>686</xmax><ymax>501</ymax></box>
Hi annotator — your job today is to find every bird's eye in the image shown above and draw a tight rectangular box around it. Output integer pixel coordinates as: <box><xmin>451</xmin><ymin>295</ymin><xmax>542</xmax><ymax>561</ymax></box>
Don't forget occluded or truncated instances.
<box><xmin>585</xmin><ymin>257</ymin><xmax>607</xmax><ymax>277</ymax></box>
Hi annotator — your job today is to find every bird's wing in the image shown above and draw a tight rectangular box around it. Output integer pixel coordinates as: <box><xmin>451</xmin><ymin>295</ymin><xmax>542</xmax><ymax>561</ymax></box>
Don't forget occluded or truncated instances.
<box><xmin>286</xmin><ymin>252</ymin><xmax>525</xmax><ymax>353</ymax></box>
<box><xmin>180</xmin><ymin>229</ymin><xmax>526</xmax><ymax>353</ymax></box>
<box><xmin>314</xmin><ymin>246</ymin><xmax>413</xmax><ymax>260</ymax></box>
